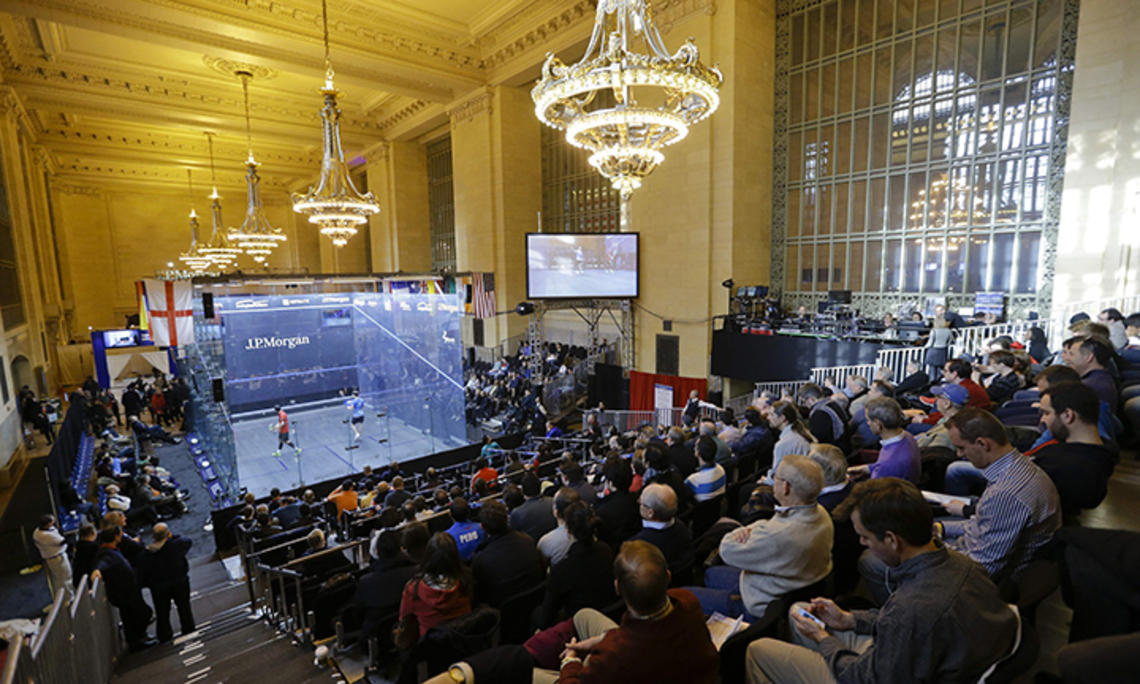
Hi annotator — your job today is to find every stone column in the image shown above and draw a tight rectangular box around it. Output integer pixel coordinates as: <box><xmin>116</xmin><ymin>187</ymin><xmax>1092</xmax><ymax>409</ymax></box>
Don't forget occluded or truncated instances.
<box><xmin>450</xmin><ymin>86</ymin><xmax>542</xmax><ymax>346</ymax></box>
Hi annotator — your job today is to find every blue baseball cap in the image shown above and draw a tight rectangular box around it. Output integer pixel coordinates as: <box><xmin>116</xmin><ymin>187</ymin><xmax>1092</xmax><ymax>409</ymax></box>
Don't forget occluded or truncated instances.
<box><xmin>929</xmin><ymin>383</ymin><xmax>969</xmax><ymax>406</ymax></box>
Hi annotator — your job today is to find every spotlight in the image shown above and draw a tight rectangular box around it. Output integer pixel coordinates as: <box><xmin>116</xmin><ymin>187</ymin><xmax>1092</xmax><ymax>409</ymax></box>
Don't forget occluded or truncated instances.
<box><xmin>516</xmin><ymin>302</ymin><xmax>535</xmax><ymax>315</ymax></box>
<box><xmin>721</xmin><ymin>278</ymin><xmax>734</xmax><ymax>289</ymax></box>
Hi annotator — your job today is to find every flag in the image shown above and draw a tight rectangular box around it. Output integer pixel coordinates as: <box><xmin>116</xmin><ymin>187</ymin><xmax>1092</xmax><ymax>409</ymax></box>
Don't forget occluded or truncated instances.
<box><xmin>143</xmin><ymin>279</ymin><xmax>195</xmax><ymax>347</ymax></box>
<box><xmin>136</xmin><ymin>281</ymin><xmax>149</xmax><ymax>334</ymax></box>
<box><xmin>472</xmin><ymin>272</ymin><xmax>496</xmax><ymax>319</ymax></box>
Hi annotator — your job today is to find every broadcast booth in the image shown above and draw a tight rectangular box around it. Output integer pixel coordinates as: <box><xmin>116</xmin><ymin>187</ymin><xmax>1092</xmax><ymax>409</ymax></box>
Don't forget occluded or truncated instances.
<box><xmin>180</xmin><ymin>275</ymin><xmax>466</xmax><ymax>497</ymax></box>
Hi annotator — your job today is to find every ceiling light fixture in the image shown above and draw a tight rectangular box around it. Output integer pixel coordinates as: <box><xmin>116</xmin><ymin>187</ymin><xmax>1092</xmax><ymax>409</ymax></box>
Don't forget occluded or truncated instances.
<box><xmin>178</xmin><ymin>168</ymin><xmax>213</xmax><ymax>273</ymax></box>
<box><xmin>227</xmin><ymin>71</ymin><xmax>287</xmax><ymax>264</ymax></box>
<box><xmin>198</xmin><ymin>132</ymin><xmax>243</xmax><ymax>268</ymax></box>
<box><xmin>291</xmin><ymin>0</ymin><xmax>380</xmax><ymax>248</ymax></box>
<box><xmin>531</xmin><ymin>0</ymin><xmax>723</xmax><ymax>200</ymax></box>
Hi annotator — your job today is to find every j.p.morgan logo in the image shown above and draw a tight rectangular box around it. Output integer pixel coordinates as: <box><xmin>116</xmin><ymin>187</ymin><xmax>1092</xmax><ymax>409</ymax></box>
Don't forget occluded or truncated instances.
<box><xmin>244</xmin><ymin>335</ymin><xmax>311</xmax><ymax>350</ymax></box>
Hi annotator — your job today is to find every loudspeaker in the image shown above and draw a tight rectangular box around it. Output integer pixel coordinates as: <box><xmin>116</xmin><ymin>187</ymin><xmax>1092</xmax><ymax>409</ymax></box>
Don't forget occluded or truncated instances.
<box><xmin>211</xmin><ymin>378</ymin><xmax>225</xmax><ymax>403</ymax></box>
<box><xmin>656</xmin><ymin>334</ymin><xmax>679</xmax><ymax>376</ymax></box>
<box><xmin>202</xmin><ymin>292</ymin><xmax>215</xmax><ymax>318</ymax></box>
<box><xmin>472</xmin><ymin>318</ymin><xmax>484</xmax><ymax>347</ymax></box>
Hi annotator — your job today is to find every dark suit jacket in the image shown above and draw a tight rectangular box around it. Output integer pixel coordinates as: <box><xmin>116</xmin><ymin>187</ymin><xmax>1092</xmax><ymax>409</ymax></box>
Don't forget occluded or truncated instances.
<box><xmin>355</xmin><ymin>555</ymin><xmax>417</xmax><ymax>613</ymax></box>
<box><xmin>631</xmin><ymin>521</ymin><xmax>695</xmax><ymax>575</ymax></box>
<box><xmin>141</xmin><ymin>535</ymin><xmax>192</xmax><ymax>589</ymax></box>
<box><xmin>509</xmin><ymin>497</ymin><xmax>557</xmax><ymax>541</ymax></box>
<box><xmin>73</xmin><ymin>540</ymin><xmax>99</xmax><ymax>586</ymax></box>
<box><xmin>595</xmin><ymin>490</ymin><xmax>642</xmax><ymax>549</ymax></box>
<box><xmin>667</xmin><ymin>443</ymin><xmax>699</xmax><ymax>478</ymax></box>
<box><xmin>94</xmin><ymin>546</ymin><xmax>142</xmax><ymax>608</ymax></box>
<box><xmin>118</xmin><ymin>535</ymin><xmax>145</xmax><ymax>568</ymax></box>
<box><xmin>471</xmin><ymin>531</ymin><xmax>546</xmax><ymax>607</ymax></box>
<box><xmin>537</xmin><ymin>540</ymin><xmax>616</xmax><ymax>628</ymax></box>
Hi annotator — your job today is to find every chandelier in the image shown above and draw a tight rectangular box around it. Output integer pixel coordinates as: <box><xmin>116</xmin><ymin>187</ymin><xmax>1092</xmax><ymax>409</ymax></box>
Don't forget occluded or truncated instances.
<box><xmin>531</xmin><ymin>0</ymin><xmax>723</xmax><ymax>199</ymax></box>
<box><xmin>177</xmin><ymin>169</ymin><xmax>213</xmax><ymax>273</ymax></box>
<box><xmin>227</xmin><ymin>72</ymin><xmax>287</xmax><ymax>263</ymax></box>
<box><xmin>198</xmin><ymin>133</ymin><xmax>243</xmax><ymax>268</ymax></box>
<box><xmin>291</xmin><ymin>0</ymin><xmax>379</xmax><ymax>247</ymax></box>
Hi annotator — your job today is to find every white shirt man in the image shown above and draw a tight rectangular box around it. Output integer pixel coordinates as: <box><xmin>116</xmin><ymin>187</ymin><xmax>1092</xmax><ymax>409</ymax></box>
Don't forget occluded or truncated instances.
<box><xmin>33</xmin><ymin>515</ymin><xmax>74</xmax><ymax>602</ymax></box>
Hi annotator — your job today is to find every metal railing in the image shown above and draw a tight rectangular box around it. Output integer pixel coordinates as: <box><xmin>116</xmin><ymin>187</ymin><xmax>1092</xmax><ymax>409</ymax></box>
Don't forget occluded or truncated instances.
<box><xmin>254</xmin><ymin>538</ymin><xmax>369</xmax><ymax>644</ymax></box>
<box><xmin>809</xmin><ymin>364</ymin><xmax>878</xmax><ymax>389</ymax></box>
<box><xmin>1</xmin><ymin>574</ymin><xmax>121</xmax><ymax>684</ymax></box>
<box><xmin>875</xmin><ymin>346</ymin><xmax>926</xmax><ymax>382</ymax></box>
<box><xmin>1050</xmin><ymin>294</ymin><xmax>1140</xmax><ymax>349</ymax></box>
<box><xmin>948</xmin><ymin>319</ymin><xmax>1056</xmax><ymax>360</ymax></box>
<box><xmin>753</xmin><ymin>380</ymin><xmax>809</xmax><ymax>399</ymax></box>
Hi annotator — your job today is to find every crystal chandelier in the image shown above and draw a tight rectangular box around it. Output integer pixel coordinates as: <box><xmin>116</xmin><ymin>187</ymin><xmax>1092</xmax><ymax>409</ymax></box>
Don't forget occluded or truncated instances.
<box><xmin>531</xmin><ymin>0</ymin><xmax>723</xmax><ymax>200</ymax></box>
<box><xmin>177</xmin><ymin>169</ymin><xmax>213</xmax><ymax>273</ymax></box>
<box><xmin>227</xmin><ymin>72</ymin><xmax>287</xmax><ymax>263</ymax></box>
<box><xmin>291</xmin><ymin>0</ymin><xmax>379</xmax><ymax>247</ymax></box>
<box><xmin>198</xmin><ymin>133</ymin><xmax>243</xmax><ymax>268</ymax></box>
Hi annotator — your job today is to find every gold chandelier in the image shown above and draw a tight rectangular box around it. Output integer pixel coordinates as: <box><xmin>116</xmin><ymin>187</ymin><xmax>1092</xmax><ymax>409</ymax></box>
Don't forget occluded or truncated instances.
<box><xmin>531</xmin><ymin>0</ymin><xmax>723</xmax><ymax>200</ymax></box>
<box><xmin>198</xmin><ymin>133</ymin><xmax>243</xmax><ymax>268</ymax></box>
<box><xmin>177</xmin><ymin>169</ymin><xmax>213</xmax><ymax>273</ymax></box>
<box><xmin>227</xmin><ymin>72</ymin><xmax>287</xmax><ymax>264</ymax></box>
<box><xmin>291</xmin><ymin>0</ymin><xmax>379</xmax><ymax>247</ymax></box>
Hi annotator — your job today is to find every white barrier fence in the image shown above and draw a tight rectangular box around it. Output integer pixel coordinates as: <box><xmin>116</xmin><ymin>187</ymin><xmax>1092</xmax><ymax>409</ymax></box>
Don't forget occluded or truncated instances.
<box><xmin>1050</xmin><ymin>295</ymin><xmax>1140</xmax><ymax>349</ymax></box>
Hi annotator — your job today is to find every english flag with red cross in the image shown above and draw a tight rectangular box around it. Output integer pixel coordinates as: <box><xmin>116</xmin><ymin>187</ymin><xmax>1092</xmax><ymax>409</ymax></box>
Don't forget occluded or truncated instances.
<box><xmin>142</xmin><ymin>279</ymin><xmax>195</xmax><ymax>347</ymax></box>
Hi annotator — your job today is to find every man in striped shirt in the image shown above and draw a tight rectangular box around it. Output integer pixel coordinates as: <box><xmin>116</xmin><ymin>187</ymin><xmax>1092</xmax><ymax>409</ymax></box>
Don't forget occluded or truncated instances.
<box><xmin>859</xmin><ymin>408</ymin><xmax>1059</xmax><ymax>604</ymax></box>
<box><xmin>685</xmin><ymin>436</ymin><xmax>727</xmax><ymax>502</ymax></box>
<box><xmin>939</xmin><ymin>409</ymin><xmax>1060</xmax><ymax>584</ymax></box>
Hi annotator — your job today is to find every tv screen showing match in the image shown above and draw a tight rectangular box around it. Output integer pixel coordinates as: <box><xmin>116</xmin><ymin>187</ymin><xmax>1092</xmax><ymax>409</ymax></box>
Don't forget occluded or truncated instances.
<box><xmin>526</xmin><ymin>233</ymin><xmax>639</xmax><ymax>299</ymax></box>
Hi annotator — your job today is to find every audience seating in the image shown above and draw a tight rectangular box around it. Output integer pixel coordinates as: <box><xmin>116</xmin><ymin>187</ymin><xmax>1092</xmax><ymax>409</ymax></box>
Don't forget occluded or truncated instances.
<box><xmin>718</xmin><ymin>573</ymin><xmax>835</xmax><ymax>684</ymax></box>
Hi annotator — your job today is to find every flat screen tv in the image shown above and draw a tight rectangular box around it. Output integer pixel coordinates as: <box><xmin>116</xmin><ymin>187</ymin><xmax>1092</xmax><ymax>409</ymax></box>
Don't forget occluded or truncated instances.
<box><xmin>974</xmin><ymin>292</ymin><xmax>1005</xmax><ymax>318</ymax></box>
<box><xmin>526</xmin><ymin>232</ymin><xmax>639</xmax><ymax>299</ymax></box>
<box><xmin>102</xmin><ymin>329</ymin><xmax>140</xmax><ymax>348</ymax></box>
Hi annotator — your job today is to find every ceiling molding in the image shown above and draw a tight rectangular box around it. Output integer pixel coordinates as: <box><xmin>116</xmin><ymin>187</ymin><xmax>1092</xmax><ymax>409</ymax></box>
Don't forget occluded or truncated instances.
<box><xmin>51</xmin><ymin>181</ymin><xmax>102</xmax><ymax>196</ymax></box>
<box><xmin>2</xmin><ymin>0</ymin><xmax>479</xmax><ymax>99</ymax></box>
<box><xmin>447</xmin><ymin>88</ymin><xmax>494</xmax><ymax>128</ymax></box>
<box><xmin>377</xmin><ymin>98</ymin><xmax>429</xmax><ymax>132</ymax></box>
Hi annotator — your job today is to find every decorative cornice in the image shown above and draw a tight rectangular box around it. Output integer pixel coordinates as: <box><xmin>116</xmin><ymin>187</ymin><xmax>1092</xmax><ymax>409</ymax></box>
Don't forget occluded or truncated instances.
<box><xmin>377</xmin><ymin>100</ymin><xmax>429</xmax><ymax>131</ymax></box>
<box><xmin>477</xmin><ymin>1</ymin><xmax>595</xmax><ymax>72</ymax></box>
<box><xmin>447</xmin><ymin>89</ymin><xmax>493</xmax><ymax>128</ymax></box>
<box><xmin>654</xmin><ymin>0</ymin><xmax>719</xmax><ymax>34</ymax></box>
<box><xmin>52</xmin><ymin>181</ymin><xmax>101</xmax><ymax>196</ymax></box>
<box><xmin>10</xmin><ymin>0</ymin><xmax>481</xmax><ymax>77</ymax></box>
<box><xmin>361</xmin><ymin>141</ymin><xmax>390</xmax><ymax>163</ymax></box>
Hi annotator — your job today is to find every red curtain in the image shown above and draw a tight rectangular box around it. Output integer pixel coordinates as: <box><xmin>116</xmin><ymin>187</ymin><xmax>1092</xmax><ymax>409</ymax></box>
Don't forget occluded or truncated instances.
<box><xmin>628</xmin><ymin>371</ymin><xmax>708</xmax><ymax>411</ymax></box>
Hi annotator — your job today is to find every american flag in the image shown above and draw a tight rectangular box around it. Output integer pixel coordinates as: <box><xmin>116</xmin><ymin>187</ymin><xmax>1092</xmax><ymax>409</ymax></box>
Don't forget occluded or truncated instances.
<box><xmin>473</xmin><ymin>272</ymin><xmax>496</xmax><ymax>319</ymax></box>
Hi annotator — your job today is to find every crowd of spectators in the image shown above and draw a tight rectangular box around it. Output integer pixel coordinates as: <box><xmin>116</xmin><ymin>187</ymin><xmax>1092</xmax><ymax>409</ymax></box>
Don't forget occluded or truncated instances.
<box><xmin>240</xmin><ymin>304</ymin><xmax>1140</xmax><ymax>684</ymax></box>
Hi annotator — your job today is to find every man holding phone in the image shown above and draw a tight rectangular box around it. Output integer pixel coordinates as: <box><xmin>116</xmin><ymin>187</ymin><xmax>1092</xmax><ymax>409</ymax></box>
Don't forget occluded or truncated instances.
<box><xmin>745</xmin><ymin>479</ymin><xmax>1018</xmax><ymax>684</ymax></box>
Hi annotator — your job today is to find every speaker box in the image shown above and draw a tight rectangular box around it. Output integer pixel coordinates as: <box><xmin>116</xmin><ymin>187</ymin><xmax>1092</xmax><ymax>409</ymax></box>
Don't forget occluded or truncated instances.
<box><xmin>656</xmin><ymin>334</ymin><xmax>679</xmax><ymax>376</ymax></box>
<box><xmin>202</xmin><ymin>292</ymin><xmax>215</xmax><ymax>318</ymax></box>
<box><xmin>211</xmin><ymin>378</ymin><xmax>225</xmax><ymax>403</ymax></box>
<box><xmin>472</xmin><ymin>318</ymin><xmax>484</xmax><ymax>347</ymax></box>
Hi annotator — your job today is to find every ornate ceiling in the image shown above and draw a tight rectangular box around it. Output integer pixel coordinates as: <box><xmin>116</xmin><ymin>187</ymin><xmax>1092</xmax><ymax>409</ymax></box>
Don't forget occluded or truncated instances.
<box><xmin>0</xmin><ymin>0</ymin><xmax>604</xmax><ymax>192</ymax></box>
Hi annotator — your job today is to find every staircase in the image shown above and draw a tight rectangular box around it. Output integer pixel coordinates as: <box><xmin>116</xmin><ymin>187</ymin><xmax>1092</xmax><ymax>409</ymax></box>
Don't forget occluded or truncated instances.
<box><xmin>112</xmin><ymin>555</ymin><xmax>336</xmax><ymax>684</ymax></box>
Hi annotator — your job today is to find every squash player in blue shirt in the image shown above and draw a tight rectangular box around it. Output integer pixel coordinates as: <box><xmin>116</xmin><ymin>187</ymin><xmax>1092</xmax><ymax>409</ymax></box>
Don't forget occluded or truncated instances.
<box><xmin>345</xmin><ymin>390</ymin><xmax>366</xmax><ymax>446</ymax></box>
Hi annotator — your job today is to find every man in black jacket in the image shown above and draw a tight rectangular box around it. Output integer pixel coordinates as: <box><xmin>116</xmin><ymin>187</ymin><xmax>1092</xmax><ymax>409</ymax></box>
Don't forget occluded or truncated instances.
<box><xmin>94</xmin><ymin>526</ymin><xmax>155</xmax><ymax>651</ymax></box>
<box><xmin>594</xmin><ymin>456</ymin><xmax>642</xmax><ymax>550</ymax></box>
<box><xmin>509</xmin><ymin>473</ymin><xmax>557</xmax><ymax>541</ymax></box>
<box><xmin>353</xmin><ymin>530</ymin><xmax>416</xmax><ymax>646</ymax></box>
<box><xmin>471</xmin><ymin>500</ymin><xmax>545</xmax><ymax>606</ymax></box>
<box><xmin>72</xmin><ymin>524</ymin><xmax>99</xmax><ymax>587</ymax></box>
<box><xmin>665</xmin><ymin>427</ymin><xmax>699</xmax><ymax>477</ymax></box>
<box><xmin>142</xmin><ymin>523</ymin><xmax>195</xmax><ymax>642</ymax></box>
<box><xmin>631</xmin><ymin>483</ymin><xmax>694</xmax><ymax>577</ymax></box>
